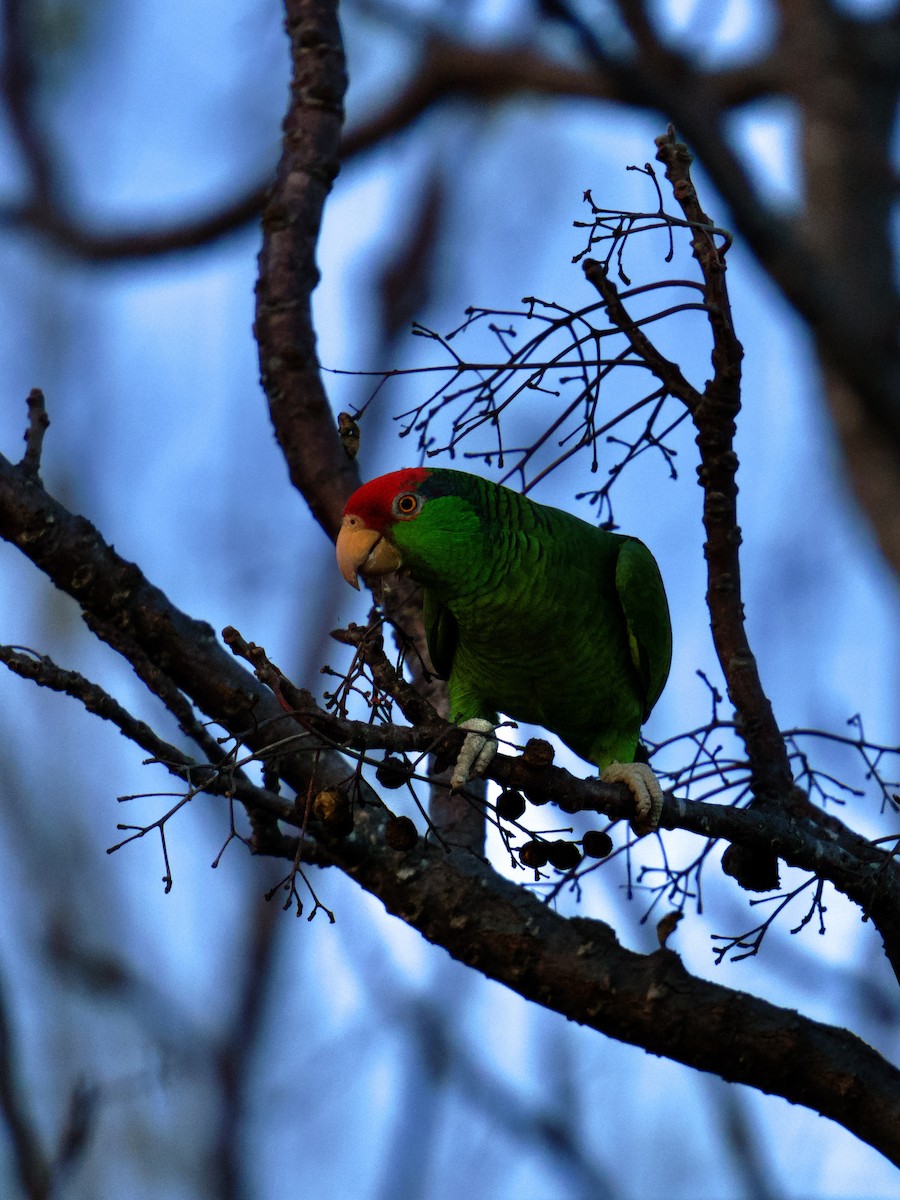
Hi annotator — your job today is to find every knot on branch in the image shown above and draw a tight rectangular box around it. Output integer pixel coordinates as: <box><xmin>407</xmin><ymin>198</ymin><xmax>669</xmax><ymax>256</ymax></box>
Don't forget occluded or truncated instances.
<box><xmin>20</xmin><ymin>388</ymin><xmax>50</xmax><ymax>479</ymax></box>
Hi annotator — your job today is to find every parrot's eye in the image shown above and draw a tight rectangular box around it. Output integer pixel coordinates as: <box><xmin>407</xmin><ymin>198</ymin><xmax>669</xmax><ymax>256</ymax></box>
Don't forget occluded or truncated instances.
<box><xmin>394</xmin><ymin>492</ymin><xmax>422</xmax><ymax>518</ymax></box>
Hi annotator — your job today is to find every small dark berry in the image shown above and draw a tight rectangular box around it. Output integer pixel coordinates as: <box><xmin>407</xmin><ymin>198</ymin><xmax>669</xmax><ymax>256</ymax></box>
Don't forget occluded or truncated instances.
<box><xmin>376</xmin><ymin>756</ymin><xmax>409</xmax><ymax>790</ymax></box>
<box><xmin>496</xmin><ymin>789</ymin><xmax>526</xmax><ymax>821</ymax></box>
<box><xmin>721</xmin><ymin>844</ymin><xmax>780</xmax><ymax>892</ymax></box>
<box><xmin>385</xmin><ymin>815</ymin><xmax>418</xmax><ymax>851</ymax></box>
<box><xmin>545</xmin><ymin>841</ymin><xmax>582</xmax><ymax>871</ymax></box>
<box><xmin>582</xmin><ymin>830</ymin><xmax>614</xmax><ymax>859</ymax></box>
<box><xmin>519</xmin><ymin>840</ymin><xmax>550</xmax><ymax>869</ymax></box>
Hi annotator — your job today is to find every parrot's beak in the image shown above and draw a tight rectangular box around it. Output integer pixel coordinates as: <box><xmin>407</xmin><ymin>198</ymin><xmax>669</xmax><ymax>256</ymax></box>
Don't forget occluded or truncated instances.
<box><xmin>336</xmin><ymin>515</ymin><xmax>402</xmax><ymax>589</ymax></box>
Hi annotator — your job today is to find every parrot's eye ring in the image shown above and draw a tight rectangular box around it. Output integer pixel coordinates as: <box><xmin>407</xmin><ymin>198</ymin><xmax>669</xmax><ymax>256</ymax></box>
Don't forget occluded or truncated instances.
<box><xmin>394</xmin><ymin>492</ymin><xmax>421</xmax><ymax>518</ymax></box>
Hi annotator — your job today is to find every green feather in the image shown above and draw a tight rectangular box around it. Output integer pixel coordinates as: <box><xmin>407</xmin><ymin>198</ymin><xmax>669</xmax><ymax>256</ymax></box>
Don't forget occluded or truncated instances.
<box><xmin>390</xmin><ymin>469</ymin><xmax>672</xmax><ymax>772</ymax></box>
<box><xmin>614</xmin><ymin>536</ymin><xmax>671</xmax><ymax>721</ymax></box>
<box><xmin>422</xmin><ymin>588</ymin><xmax>457</xmax><ymax>680</ymax></box>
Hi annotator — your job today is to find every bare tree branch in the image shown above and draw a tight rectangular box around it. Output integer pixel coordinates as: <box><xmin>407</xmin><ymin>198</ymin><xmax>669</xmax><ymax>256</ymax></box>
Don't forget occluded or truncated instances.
<box><xmin>583</xmin><ymin>128</ymin><xmax>791</xmax><ymax>889</ymax></box>
<box><xmin>0</xmin><ymin>643</ymin><xmax>295</xmax><ymax>825</ymax></box>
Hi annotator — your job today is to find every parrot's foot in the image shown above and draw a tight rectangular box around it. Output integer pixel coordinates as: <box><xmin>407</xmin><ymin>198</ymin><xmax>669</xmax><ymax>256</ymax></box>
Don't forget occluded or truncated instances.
<box><xmin>450</xmin><ymin>718</ymin><xmax>498</xmax><ymax>791</ymax></box>
<box><xmin>601</xmin><ymin>761</ymin><xmax>664</xmax><ymax>836</ymax></box>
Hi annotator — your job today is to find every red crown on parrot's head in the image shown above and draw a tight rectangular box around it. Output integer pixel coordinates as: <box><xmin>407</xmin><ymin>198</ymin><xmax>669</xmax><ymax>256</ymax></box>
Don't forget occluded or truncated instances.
<box><xmin>343</xmin><ymin>467</ymin><xmax>431</xmax><ymax>530</ymax></box>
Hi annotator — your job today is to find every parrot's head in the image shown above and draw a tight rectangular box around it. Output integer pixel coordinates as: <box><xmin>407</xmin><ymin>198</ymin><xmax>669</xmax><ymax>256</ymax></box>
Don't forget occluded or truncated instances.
<box><xmin>336</xmin><ymin>467</ymin><xmax>480</xmax><ymax>590</ymax></box>
<box><xmin>336</xmin><ymin>467</ymin><xmax>433</xmax><ymax>589</ymax></box>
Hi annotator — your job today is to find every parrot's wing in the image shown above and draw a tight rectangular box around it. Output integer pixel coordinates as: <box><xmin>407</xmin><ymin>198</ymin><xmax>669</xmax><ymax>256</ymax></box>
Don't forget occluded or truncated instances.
<box><xmin>422</xmin><ymin>588</ymin><xmax>458</xmax><ymax>680</ymax></box>
<box><xmin>614</xmin><ymin>536</ymin><xmax>672</xmax><ymax>720</ymax></box>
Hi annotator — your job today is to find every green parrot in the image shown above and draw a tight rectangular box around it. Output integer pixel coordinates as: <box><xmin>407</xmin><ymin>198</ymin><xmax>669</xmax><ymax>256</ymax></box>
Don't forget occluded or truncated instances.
<box><xmin>336</xmin><ymin>467</ymin><xmax>672</xmax><ymax>829</ymax></box>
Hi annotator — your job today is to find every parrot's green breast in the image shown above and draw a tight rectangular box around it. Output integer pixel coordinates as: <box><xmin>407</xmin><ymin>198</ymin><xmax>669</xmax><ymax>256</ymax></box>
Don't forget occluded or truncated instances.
<box><xmin>391</xmin><ymin>470</ymin><xmax>672</xmax><ymax>772</ymax></box>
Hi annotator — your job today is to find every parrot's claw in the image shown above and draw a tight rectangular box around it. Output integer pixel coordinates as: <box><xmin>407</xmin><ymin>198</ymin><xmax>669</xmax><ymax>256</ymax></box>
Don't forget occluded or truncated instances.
<box><xmin>451</xmin><ymin>718</ymin><xmax>498</xmax><ymax>791</ymax></box>
<box><xmin>601</xmin><ymin>761</ymin><xmax>664</xmax><ymax>836</ymax></box>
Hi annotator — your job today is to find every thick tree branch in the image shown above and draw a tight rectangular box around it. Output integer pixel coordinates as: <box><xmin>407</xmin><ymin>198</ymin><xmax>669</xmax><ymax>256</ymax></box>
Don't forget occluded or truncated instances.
<box><xmin>3</xmin><ymin>433</ymin><xmax>900</xmax><ymax>966</ymax></box>
<box><xmin>2</xmin><ymin>444</ymin><xmax>900</xmax><ymax>1155</ymax></box>
<box><xmin>198</xmin><ymin>616</ymin><xmax>900</xmax><ymax>986</ymax></box>
<box><xmin>254</xmin><ymin>0</ymin><xmax>359</xmax><ymax>539</ymax></box>
<box><xmin>653</xmin><ymin>131</ymin><xmax>794</xmax><ymax>807</ymax></box>
<box><xmin>340</xmin><ymin>30</ymin><xmax>784</xmax><ymax>162</ymax></box>
<box><xmin>285</xmin><ymin>798</ymin><xmax>900</xmax><ymax>1167</ymax></box>
<box><xmin>182</xmin><ymin>627</ymin><xmax>900</xmax><ymax>929</ymax></box>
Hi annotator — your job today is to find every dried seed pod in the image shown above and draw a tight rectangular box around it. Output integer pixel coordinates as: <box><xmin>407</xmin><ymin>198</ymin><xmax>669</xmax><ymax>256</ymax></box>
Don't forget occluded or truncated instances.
<box><xmin>338</xmin><ymin>411</ymin><xmax>360</xmax><ymax>459</ymax></box>
<box><xmin>545</xmin><ymin>841</ymin><xmax>582</xmax><ymax>871</ymax></box>
<box><xmin>522</xmin><ymin>738</ymin><xmax>554</xmax><ymax>768</ymax></box>
<box><xmin>312</xmin><ymin>787</ymin><xmax>354</xmax><ymax>838</ymax></box>
<box><xmin>376</xmin><ymin>756</ymin><xmax>409</xmax><ymax>790</ymax></box>
<box><xmin>385</xmin><ymin>815</ymin><xmax>418</xmax><ymax>851</ymax></box>
<box><xmin>518</xmin><ymin>840</ymin><xmax>550</xmax><ymax>869</ymax></box>
<box><xmin>495</xmin><ymin>789</ymin><xmax>526</xmax><ymax>821</ymax></box>
<box><xmin>582</xmin><ymin>830</ymin><xmax>614</xmax><ymax>859</ymax></box>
